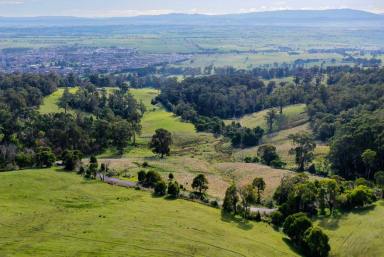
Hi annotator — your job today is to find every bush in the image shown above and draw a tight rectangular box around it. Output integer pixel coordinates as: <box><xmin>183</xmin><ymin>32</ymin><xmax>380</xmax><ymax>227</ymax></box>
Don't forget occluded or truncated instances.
<box><xmin>210</xmin><ymin>200</ymin><xmax>219</xmax><ymax>208</ymax></box>
<box><xmin>154</xmin><ymin>181</ymin><xmax>167</xmax><ymax>196</ymax></box>
<box><xmin>347</xmin><ymin>185</ymin><xmax>376</xmax><ymax>208</ymax></box>
<box><xmin>167</xmin><ymin>181</ymin><xmax>180</xmax><ymax>198</ymax></box>
<box><xmin>254</xmin><ymin>211</ymin><xmax>262</xmax><ymax>222</ymax></box>
<box><xmin>283</xmin><ymin>212</ymin><xmax>313</xmax><ymax>245</ymax></box>
<box><xmin>270</xmin><ymin>159</ymin><xmax>286</xmax><ymax>168</ymax></box>
<box><xmin>137</xmin><ymin>170</ymin><xmax>147</xmax><ymax>183</ymax></box>
<box><xmin>271</xmin><ymin>211</ymin><xmax>284</xmax><ymax>227</ymax></box>
<box><xmin>302</xmin><ymin>227</ymin><xmax>330</xmax><ymax>257</ymax></box>
<box><xmin>145</xmin><ymin>170</ymin><xmax>162</xmax><ymax>188</ymax></box>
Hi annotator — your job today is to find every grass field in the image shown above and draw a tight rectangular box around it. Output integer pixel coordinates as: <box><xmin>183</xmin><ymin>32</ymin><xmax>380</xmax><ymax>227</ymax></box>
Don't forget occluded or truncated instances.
<box><xmin>130</xmin><ymin>88</ymin><xmax>197</xmax><ymax>139</ymax></box>
<box><xmin>175</xmin><ymin>53</ymin><xmax>343</xmax><ymax>69</ymax></box>
<box><xmin>317</xmin><ymin>202</ymin><xmax>384</xmax><ymax>257</ymax></box>
<box><xmin>229</xmin><ymin>104</ymin><xmax>329</xmax><ymax>169</ymax></box>
<box><xmin>0</xmin><ymin>169</ymin><xmax>299</xmax><ymax>257</ymax></box>
<box><xmin>38</xmin><ymin>88</ymin><xmax>78</xmax><ymax>114</ymax></box>
<box><xmin>225</xmin><ymin>104</ymin><xmax>308</xmax><ymax>130</ymax></box>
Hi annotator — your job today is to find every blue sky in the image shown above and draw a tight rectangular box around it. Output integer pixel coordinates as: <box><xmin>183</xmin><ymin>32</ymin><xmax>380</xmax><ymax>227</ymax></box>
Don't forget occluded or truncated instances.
<box><xmin>0</xmin><ymin>0</ymin><xmax>383</xmax><ymax>17</ymax></box>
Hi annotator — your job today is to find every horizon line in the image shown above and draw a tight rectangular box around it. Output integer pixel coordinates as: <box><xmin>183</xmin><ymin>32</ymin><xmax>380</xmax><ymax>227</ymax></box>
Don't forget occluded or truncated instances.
<box><xmin>0</xmin><ymin>8</ymin><xmax>382</xmax><ymax>19</ymax></box>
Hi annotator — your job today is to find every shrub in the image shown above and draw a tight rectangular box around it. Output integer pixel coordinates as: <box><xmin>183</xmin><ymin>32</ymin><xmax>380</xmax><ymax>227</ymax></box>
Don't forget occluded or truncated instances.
<box><xmin>167</xmin><ymin>181</ymin><xmax>180</xmax><ymax>198</ymax></box>
<box><xmin>210</xmin><ymin>200</ymin><xmax>219</xmax><ymax>208</ymax></box>
<box><xmin>145</xmin><ymin>170</ymin><xmax>163</xmax><ymax>188</ymax></box>
<box><xmin>302</xmin><ymin>227</ymin><xmax>330</xmax><ymax>257</ymax></box>
<box><xmin>154</xmin><ymin>180</ymin><xmax>167</xmax><ymax>196</ymax></box>
<box><xmin>283</xmin><ymin>212</ymin><xmax>313</xmax><ymax>245</ymax></box>
<box><xmin>137</xmin><ymin>170</ymin><xmax>147</xmax><ymax>183</ymax></box>
<box><xmin>271</xmin><ymin>211</ymin><xmax>284</xmax><ymax>227</ymax></box>
<box><xmin>255</xmin><ymin>211</ymin><xmax>262</xmax><ymax>222</ymax></box>
<box><xmin>347</xmin><ymin>185</ymin><xmax>376</xmax><ymax>208</ymax></box>
<box><xmin>270</xmin><ymin>159</ymin><xmax>286</xmax><ymax>168</ymax></box>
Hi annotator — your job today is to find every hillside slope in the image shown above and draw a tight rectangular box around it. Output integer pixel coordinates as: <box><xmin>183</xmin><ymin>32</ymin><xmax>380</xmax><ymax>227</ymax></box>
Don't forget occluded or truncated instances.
<box><xmin>0</xmin><ymin>169</ymin><xmax>298</xmax><ymax>257</ymax></box>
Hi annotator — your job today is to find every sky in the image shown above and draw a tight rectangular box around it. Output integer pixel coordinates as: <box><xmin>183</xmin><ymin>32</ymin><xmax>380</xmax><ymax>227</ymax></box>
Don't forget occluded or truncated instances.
<box><xmin>0</xmin><ymin>0</ymin><xmax>383</xmax><ymax>17</ymax></box>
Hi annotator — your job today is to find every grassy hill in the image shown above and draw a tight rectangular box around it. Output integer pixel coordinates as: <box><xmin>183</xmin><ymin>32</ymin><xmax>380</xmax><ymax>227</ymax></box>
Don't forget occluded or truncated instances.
<box><xmin>38</xmin><ymin>87</ymin><xmax>78</xmax><ymax>114</ymax></box>
<box><xmin>0</xmin><ymin>169</ymin><xmax>299</xmax><ymax>257</ymax></box>
<box><xmin>317</xmin><ymin>202</ymin><xmax>384</xmax><ymax>257</ymax></box>
<box><xmin>225</xmin><ymin>104</ymin><xmax>308</xmax><ymax>130</ymax></box>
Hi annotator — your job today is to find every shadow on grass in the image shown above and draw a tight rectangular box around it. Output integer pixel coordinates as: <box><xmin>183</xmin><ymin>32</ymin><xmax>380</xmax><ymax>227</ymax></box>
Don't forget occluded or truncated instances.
<box><xmin>282</xmin><ymin>238</ymin><xmax>304</xmax><ymax>256</ymax></box>
<box><xmin>220</xmin><ymin>211</ymin><xmax>253</xmax><ymax>231</ymax></box>
<box><xmin>318</xmin><ymin>204</ymin><xmax>377</xmax><ymax>231</ymax></box>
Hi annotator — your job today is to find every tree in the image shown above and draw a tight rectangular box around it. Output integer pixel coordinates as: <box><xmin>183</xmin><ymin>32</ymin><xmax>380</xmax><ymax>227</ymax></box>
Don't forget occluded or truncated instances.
<box><xmin>149</xmin><ymin>129</ymin><xmax>172</xmax><ymax>158</ymax></box>
<box><xmin>252</xmin><ymin>177</ymin><xmax>266</xmax><ymax>203</ymax></box>
<box><xmin>111</xmin><ymin>120</ymin><xmax>133</xmax><ymax>155</ymax></box>
<box><xmin>257</xmin><ymin>144</ymin><xmax>280</xmax><ymax>166</ymax></box>
<box><xmin>144</xmin><ymin>170</ymin><xmax>162</xmax><ymax>188</ymax></box>
<box><xmin>62</xmin><ymin>150</ymin><xmax>82</xmax><ymax>171</ymax></box>
<box><xmin>288</xmin><ymin>132</ymin><xmax>316</xmax><ymax>171</ymax></box>
<box><xmin>138</xmin><ymin>170</ymin><xmax>147</xmax><ymax>183</ymax></box>
<box><xmin>347</xmin><ymin>185</ymin><xmax>376</xmax><ymax>208</ymax></box>
<box><xmin>302</xmin><ymin>227</ymin><xmax>331</xmax><ymax>257</ymax></box>
<box><xmin>283</xmin><ymin>212</ymin><xmax>313</xmax><ymax>245</ymax></box>
<box><xmin>318</xmin><ymin>179</ymin><xmax>339</xmax><ymax>215</ymax></box>
<box><xmin>192</xmin><ymin>174</ymin><xmax>209</xmax><ymax>195</ymax></box>
<box><xmin>154</xmin><ymin>180</ymin><xmax>167</xmax><ymax>196</ymax></box>
<box><xmin>35</xmin><ymin>147</ymin><xmax>55</xmax><ymax>168</ymax></box>
<box><xmin>88</xmin><ymin>155</ymin><xmax>98</xmax><ymax>179</ymax></box>
<box><xmin>239</xmin><ymin>184</ymin><xmax>257</xmax><ymax>218</ymax></box>
<box><xmin>167</xmin><ymin>181</ymin><xmax>180</xmax><ymax>198</ymax></box>
<box><xmin>222</xmin><ymin>184</ymin><xmax>239</xmax><ymax>214</ymax></box>
<box><xmin>265</xmin><ymin>109</ymin><xmax>278</xmax><ymax>133</ymax></box>
<box><xmin>361</xmin><ymin>149</ymin><xmax>377</xmax><ymax>179</ymax></box>
<box><xmin>271</xmin><ymin>211</ymin><xmax>284</xmax><ymax>227</ymax></box>
<box><xmin>374</xmin><ymin>171</ymin><xmax>384</xmax><ymax>198</ymax></box>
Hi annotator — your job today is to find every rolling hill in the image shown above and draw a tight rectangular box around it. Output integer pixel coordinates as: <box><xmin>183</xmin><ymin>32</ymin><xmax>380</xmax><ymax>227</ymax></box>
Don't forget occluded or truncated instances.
<box><xmin>0</xmin><ymin>169</ymin><xmax>299</xmax><ymax>257</ymax></box>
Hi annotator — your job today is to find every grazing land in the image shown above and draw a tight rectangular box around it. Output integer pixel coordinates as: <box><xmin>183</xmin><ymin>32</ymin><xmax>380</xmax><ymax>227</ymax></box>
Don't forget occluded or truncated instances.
<box><xmin>38</xmin><ymin>87</ymin><xmax>78</xmax><ymax>114</ymax></box>
<box><xmin>317</xmin><ymin>202</ymin><xmax>384</xmax><ymax>257</ymax></box>
<box><xmin>0</xmin><ymin>169</ymin><xmax>299</xmax><ymax>257</ymax></box>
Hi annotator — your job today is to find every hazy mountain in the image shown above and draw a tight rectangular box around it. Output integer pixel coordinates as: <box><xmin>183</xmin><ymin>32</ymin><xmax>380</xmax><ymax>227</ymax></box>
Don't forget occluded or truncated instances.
<box><xmin>0</xmin><ymin>9</ymin><xmax>383</xmax><ymax>27</ymax></box>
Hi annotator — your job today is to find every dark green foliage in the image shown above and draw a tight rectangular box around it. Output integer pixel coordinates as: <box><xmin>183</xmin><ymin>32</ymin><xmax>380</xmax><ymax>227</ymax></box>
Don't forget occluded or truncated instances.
<box><xmin>302</xmin><ymin>227</ymin><xmax>331</xmax><ymax>257</ymax></box>
<box><xmin>154</xmin><ymin>180</ymin><xmax>167</xmax><ymax>196</ymax></box>
<box><xmin>271</xmin><ymin>211</ymin><xmax>284</xmax><ymax>227</ymax></box>
<box><xmin>239</xmin><ymin>184</ymin><xmax>257</xmax><ymax>218</ymax></box>
<box><xmin>252</xmin><ymin>177</ymin><xmax>266</xmax><ymax>203</ymax></box>
<box><xmin>288</xmin><ymin>132</ymin><xmax>316</xmax><ymax>171</ymax></box>
<box><xmin>254</xmin><ymin>211</ymin><xmax>262</xmax><ymax>222</ymax></box>
<box><xmin>244</xmin><ymin>156</ymin><xmax>259</xmax><ymax>163</ymax></box>
<box><xmin>167</xmin><ymin>181</ymin><xmax>180</xmax><ymax>198</ymax></box>
<box><xmin>222</xmin><ymin>184</ymin><xmax>239</xmax><ymax>214</ymax></box>
<box><xmin>62</xmin><ymin>150</ymin><xmax>82</xmax><ymax>171</ymax></box>
<box><xmin>35</xmin><ymin>147</ymin><xmax>55</xmax><ymax>168</ymax></box>
<box><xmin>192</xmin><ymin>174</ymin><xmax>209</xmax><ymax>195</ymax></box>
<box><xmin>346</xmin><ymin>185</ymin><xmax>376</xmax><ymax>208</ymax></box>
<box><xmin>257</xmin><ymin>145</ymin><xmax>280</xmax><ymax>166</ymax></box>
<box><xmin>143</xmin><ymin>170</ymin><xmax>162</xmax><ymax>188</ymax></box>
<box><xmin>283</xmin><ymin>212</ymin><xmax>313</xmax><ymax>245</ymax></box>
<box><xmin>149</xmin><ymin>129</ymin><xmax>172</xmax><ymax>158</ymax></box>
<box><xmin>137</xmin><ymin>170</ymin><xmax>147</xmax><ymax>183</ymax></box>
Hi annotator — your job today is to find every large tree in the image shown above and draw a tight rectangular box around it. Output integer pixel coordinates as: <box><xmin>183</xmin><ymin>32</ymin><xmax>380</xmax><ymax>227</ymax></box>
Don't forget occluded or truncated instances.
<box><xmin>149</xmin><ymin>129</ymin><xmax>172</xmax><ymax>158</ymax></box>
<box><xmin>288</xmin><ymin>132</ymin><xmax>316</xmax><ymax>171</ymax></box>
<box><xmin>192</xmin><ymin>174</ymin><xmax>209</xmax><ymax>195</ymax></box>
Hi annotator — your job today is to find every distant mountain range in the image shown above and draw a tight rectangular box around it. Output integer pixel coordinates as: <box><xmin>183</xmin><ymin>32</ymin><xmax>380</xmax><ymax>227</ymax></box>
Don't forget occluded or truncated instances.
<box><xmin>0</xmin><ymin>9</ymin><xmax>383</xmax><ymax>27</ymax></box>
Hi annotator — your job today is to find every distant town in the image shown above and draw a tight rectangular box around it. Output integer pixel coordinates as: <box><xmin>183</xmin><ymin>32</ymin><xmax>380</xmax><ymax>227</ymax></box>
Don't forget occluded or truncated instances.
<box><xmin>0</xmin><ymin>46</ymin><xmax>190</xmax><ymax>74</ymax></box>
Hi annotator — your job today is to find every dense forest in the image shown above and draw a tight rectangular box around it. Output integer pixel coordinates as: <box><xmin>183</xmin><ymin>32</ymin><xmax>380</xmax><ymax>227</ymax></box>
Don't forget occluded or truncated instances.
<box><xmin>157</xmin><ymin>66</ymin><xmax>384</xmax><ymax>180</ymax></box>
